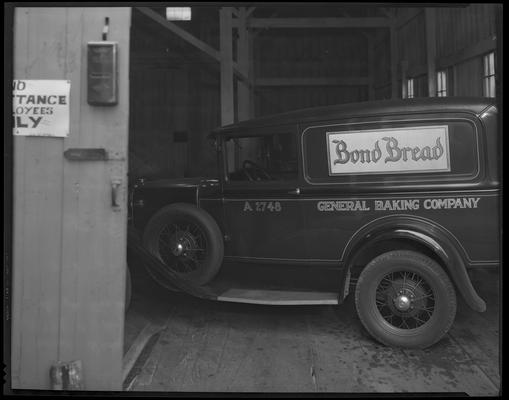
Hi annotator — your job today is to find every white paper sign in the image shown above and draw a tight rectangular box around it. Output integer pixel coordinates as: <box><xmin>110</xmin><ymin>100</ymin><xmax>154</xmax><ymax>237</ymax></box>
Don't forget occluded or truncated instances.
<box><xmin>326</xmin><ymin>126</ymin><xmax>450</xmax><ymax>175</ymax></box>
<box><xmin>13</xmin><ymin>80</ymin><xmax>70</xmax><ymax>137</ymax></box>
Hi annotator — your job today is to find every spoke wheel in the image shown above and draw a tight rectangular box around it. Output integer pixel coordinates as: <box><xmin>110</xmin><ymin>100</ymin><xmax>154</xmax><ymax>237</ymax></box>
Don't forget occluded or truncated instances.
<box><xmin>355</xmin><ymin>250</ymin><xmax>457</xmax><ymax>349</ymax></box>
<box><xmin>157</xmin><ymin>220</ymin><xmax>207</xmax><ymax>275</ymax></box>
<box><xmin>143</xmin><ymin>203</ymin><xmax>224</xmax><ymax>286</ymax></box>
<box><xmin>375</xmin><ymin>271</ymin><xmax>435</xmax><ymax>330</ymax></box>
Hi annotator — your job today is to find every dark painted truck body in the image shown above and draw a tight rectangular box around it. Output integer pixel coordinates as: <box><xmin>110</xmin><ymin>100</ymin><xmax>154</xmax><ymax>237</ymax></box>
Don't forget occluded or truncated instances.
<box><xmin>129</xmin><ymin>97</ymin><xmax>500</xmax><ymax>348</ymax></box>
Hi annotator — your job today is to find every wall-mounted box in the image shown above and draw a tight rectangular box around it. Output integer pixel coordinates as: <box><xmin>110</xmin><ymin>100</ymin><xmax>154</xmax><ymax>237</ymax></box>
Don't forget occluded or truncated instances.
<box><xmin>87</xmin><ymin>41</ymin><xmax>118</xmax><ymax>105</ymax></box>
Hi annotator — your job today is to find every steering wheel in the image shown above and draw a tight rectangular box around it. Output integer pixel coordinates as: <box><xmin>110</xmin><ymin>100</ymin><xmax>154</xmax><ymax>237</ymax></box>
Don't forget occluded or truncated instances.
<box><xmin>242</xmin><ymin>160</ymin><xmax>273</xmax><ymax>181</ymax></box>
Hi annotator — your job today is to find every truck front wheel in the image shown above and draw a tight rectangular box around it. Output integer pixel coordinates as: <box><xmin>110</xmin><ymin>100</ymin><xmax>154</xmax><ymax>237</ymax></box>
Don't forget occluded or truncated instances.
<box><xmin>355</xmin><ymin>250</ymin><xmax>457</xmax><ymax>349</ymax></box>
<box><xmin>143</xmin><ymin>203</ymin><xmax>224</xmax><ymax>286</ymax></box>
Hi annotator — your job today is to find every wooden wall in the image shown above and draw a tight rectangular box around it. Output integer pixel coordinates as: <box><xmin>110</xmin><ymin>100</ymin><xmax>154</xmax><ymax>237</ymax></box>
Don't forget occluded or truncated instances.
<box><xmin>435</xmin><ymin>4</ymin><xmax>496</xmax><ymax>59</ymax></box>
<box><xmin>129</xmin><ymin>9</ymin><xmax>220</xmax><ymax>179</ymax></box>
<box><xmin>373</xmin><ymin>30</ymin><xmax>392</xmax><ymax>100</ymax></box>
<box><xmin>253</xmin><ymin>29</ymin><xmax>370</xmax><ymax>115</ymax></box>
<box><xmin>12</xmin><ymin>7</ymin><xmax>130</xmax><ymax>390</ymax></box>
<box><xmin>128</xmin><ymin>5</ymin><xmax>499</xmax><ymax>180</ymax></box>
<box><xmin>255</xmin><ymin>85</ymin><xmax>368</xmax><ymax>116</ymax></box>
<box><xmin>392</xmin><ymin>4</ymin><xmax>498</xmax><ymax>98</ymax></box>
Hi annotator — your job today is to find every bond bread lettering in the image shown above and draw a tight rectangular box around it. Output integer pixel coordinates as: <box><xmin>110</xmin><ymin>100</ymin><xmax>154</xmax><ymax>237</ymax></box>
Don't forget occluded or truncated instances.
<box><xmin>327</xmin><ymin>126</ymin><xmax>450</xmax><ymax>175</ymax></box>
<box><xmin>332</xmin><ymin>137</ymin><xmax>444</xmax><ymax>165</ymax></box>
<box><xmin>333</xmin><ymin>139</ymin><xmax>381</xmax><ymax>164</ymax></box>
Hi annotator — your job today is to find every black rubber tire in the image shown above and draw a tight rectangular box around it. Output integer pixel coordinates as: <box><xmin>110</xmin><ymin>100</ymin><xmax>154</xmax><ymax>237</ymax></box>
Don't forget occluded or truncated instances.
<box><xmin>125</xmin><ymin>264</ymin><xmax>132</xmax><ymax>312</ymax></box>
<box><xmin>355</xmin><ymin>250</ymin><xmax>457</xmax><ymax>349</ymax></box>
<box><xmin>142</xmin><ymin>203</ymin><xmax>224</xmax><ymax>286</ymax></box>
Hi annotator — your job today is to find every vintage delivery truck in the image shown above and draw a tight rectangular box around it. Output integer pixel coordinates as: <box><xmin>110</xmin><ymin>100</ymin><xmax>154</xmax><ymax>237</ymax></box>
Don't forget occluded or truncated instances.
<box><xmin>128</xmin><ymin>97</ymin><xmax>500</xmax><ymax>348</ymax></box>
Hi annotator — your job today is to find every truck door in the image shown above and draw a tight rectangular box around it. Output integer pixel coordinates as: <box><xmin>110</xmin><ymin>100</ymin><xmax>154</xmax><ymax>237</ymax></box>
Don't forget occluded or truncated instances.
<box><xmin>221</xmin><ymin>127</ymin><xmax>307</xmax><ymax>261</ymax></box>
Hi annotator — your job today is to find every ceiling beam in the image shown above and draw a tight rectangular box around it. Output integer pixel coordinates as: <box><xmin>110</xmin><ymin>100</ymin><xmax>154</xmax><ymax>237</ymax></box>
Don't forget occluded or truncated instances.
<box><xmin>235</xmin><ymin>17</ymin><xmax>391</xmax><ymax>29</ymax></box>
<box><xmin>137</xmin><ymin>7</ymin><xmax>249</xmax><ymax>85</ymax></box>
<box><xmin>246</xmin><ymin>7</ymin><xmax>256</xmax><ymax>17</ymax></box>
<box><xmin>137</xmin><ymin>7</ymin><xmax>220</xmax><ymax>61</ymax></box>
<box><xmin>396</xmin><ymin>8</ymin><xmax>423</xmax><ymax>28</ymax></box>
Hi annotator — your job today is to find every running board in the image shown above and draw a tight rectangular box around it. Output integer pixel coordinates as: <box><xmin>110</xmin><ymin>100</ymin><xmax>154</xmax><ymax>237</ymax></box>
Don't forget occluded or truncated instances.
<box><xmin>128</xmin><ymin>227</ymin><xmax>340</xmax><ymax>305</ymax></box>
<box><xmin>216</xmin><ymin>288</ymin><xmax>339</xmax><ymax>305</ymax></box>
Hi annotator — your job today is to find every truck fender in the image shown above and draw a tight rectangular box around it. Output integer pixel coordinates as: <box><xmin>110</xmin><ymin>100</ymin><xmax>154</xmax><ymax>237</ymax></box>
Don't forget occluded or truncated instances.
<box><xmin>342</xmin><ymin>216</ymin><xmax>486</xmax><ymax>312</ymax></box>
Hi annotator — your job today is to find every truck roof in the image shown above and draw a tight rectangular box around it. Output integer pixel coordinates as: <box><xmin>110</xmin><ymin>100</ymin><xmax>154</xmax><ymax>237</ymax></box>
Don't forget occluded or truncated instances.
<box><xmin>212</xmin><ymin>97</ymin><xmax>495</xmax><ymax>136</ymax></box>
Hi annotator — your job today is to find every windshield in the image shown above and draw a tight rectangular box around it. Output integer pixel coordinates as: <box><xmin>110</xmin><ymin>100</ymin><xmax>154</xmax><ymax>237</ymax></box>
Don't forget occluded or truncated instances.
<box><xmin>225</xmin><ymin>132</ymin><xmax>298</xmax><ymax>182</ymax></box>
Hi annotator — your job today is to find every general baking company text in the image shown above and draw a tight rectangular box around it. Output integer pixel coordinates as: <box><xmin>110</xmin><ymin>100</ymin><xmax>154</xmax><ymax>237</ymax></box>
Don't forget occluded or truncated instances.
<box><xmin>317</xmin><ymin>197</ymin><xmax>480</xmax><ymax>212</ymax></box>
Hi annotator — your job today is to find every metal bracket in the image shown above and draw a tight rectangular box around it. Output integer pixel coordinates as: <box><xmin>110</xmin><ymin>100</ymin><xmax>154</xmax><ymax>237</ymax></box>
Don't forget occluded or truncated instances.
<box><xmin>111</xmin><ymin>179</ymin><xmax>122</xmax><ymax>210</ymax></box>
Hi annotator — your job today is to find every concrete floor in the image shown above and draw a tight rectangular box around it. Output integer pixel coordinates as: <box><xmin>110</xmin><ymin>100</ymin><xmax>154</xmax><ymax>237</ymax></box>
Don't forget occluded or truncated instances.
<box><xmin>123</xmin><ymin>264</ymin><xmax>500</xmax><ymax>395</ymax></box>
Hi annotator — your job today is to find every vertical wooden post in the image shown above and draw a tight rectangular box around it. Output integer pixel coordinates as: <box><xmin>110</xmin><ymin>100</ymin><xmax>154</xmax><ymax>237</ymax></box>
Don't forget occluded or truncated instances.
<box><xmin>237</xmin><ymin>7</ymin><xmax>251</xmax><ymax>121</ymax></box>
<box><xmin>220</xmin><ymin>7</ymin><xmax>234</xmax><ymax>125</ymax></box>
<box><xmin>219</xmin><ymin>7</ymin><xmax>235</xmax><ymax>171</ymax></box>
<box><xmin>248</xmin><ymin>27</ymin><xmax>256</xmax><ymax>117</ymax></box>
<box><xmin>390</xmin><ymin>21</ymin><xmax>399</xmax><ymax>99</ymax></box>
<box><xmin>452</xmin><ymin>65</ymin><xmax>458</xmax><ymax>96</ymax></box>
<box><xmin>367</xmin><ymin>34</ymin><xmax>375</xmax><ymax>101</ymax></box>
<box><xmin>235</xmin><ymin>7</ymin><xmax>252</xmax><ymax>169</ymax></box>
<box><xmin>425</xmin><ymin>7</ymin><xmax>437</xmax><ymax>97</ymax></box>
<box><xmin>401</xmin><ymin>60</ymin><xmax>408</xmax><ymax>98</ymax></box>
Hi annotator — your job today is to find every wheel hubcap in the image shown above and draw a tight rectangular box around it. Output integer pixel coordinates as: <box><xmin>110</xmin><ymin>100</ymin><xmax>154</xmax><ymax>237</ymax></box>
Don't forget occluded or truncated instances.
<box><xmin>394</xmin><ymin>294</ymin><xmax>411</xmax><ymax>311</ymax></box>
<box><xmin>375</xmin><ymin>271</ymin><xmax>435</xmax><ymax>329</ymax></box>
<box><xmin>172</xmin><ymin>242</ymin><xmax>184</xmax><ymax>256</ymax></box>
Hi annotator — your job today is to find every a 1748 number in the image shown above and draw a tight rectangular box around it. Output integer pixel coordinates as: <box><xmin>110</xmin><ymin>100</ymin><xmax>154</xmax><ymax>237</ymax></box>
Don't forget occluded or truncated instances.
<box><xmin>243</xmin><ymin>201</ymin><xmax>282</xmax><ymax>212</ymax></box>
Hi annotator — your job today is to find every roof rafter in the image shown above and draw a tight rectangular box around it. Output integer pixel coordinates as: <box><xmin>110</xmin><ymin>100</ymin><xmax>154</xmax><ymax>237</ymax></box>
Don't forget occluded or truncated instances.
<box><xmin>137</xmin><ymin>7</ymin><xmax>249</xmax><ymax>84</ymax></box>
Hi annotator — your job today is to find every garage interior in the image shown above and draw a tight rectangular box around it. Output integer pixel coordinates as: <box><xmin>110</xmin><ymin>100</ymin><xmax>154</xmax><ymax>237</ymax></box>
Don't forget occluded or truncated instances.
<box><xmin>8</xmin><ymin>3</ymin><xmax>500</xmax><ymax>395</ymax></box>
<box><xmin>123</xmin><ymin>4</ymin><xmax>500</xmax><ymax>394</ymax></box>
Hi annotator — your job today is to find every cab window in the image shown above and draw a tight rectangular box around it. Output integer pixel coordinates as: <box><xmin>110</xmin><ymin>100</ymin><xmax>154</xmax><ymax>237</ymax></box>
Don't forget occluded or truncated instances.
<box><xmin>225</xmin><ymin>132</ymin><xmax>298</xmax><ymax>182</ymax></box>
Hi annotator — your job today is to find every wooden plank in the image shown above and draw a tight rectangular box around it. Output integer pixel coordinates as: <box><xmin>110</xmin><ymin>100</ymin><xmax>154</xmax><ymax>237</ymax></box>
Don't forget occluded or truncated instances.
<box><xmin>248</xmin><ymin>25</ymin><xmax>256</xmax><ymax>117</ymax></box>
<box><xmin>244</xmin><ymin>17</ymin><xmax>392</xmax><ymax>29</ymax></box>
<box><xmin>390</xmin><ymin>22</ymin><xmax>398</xmax><ymax>99</ymax></box>
<box><xmin>236</xmin><ymin>7</ymin><xmax>251</xmax><ymax>123</ymax></box>
<box><xmin>220</xmin><ymin>7</ymin><xmax>234</xmax><ymax>127</ymax></box>
<box><xmin>66</xmin><ymin>10</ymin><xmax>129</xmax><ymax>390</ymax></box>
<box><xmin>123</xmin><ymin>323</ymin><xmax>164</xmax><ymax>382</ymax></box>
<box><xmin>217</xmin><ymin>289</ymin><xmax>339</xmax><ymax>305</ymax></box>
<box><xmin>425</xmin><ymin>8</ymin><xmax>437</xmax><ymax>97</ymax></box>
<box><xmin>401</xmin><ymin>60</ymin><xmax>409</xmax><ymax>98</ymax></box>
<box><xmin>11</xmin><ymin>8</ymin><xmax>29</xmax><ymax>389</ymax></box>
<box><xmin>454</xmin><ymin>57</ymin><xmax>483</xmax><ymax>96</ymax></box>
<box><xmin>220</xmin><ymin>7</ymin><xmax>235</xmax><ymax>171</ymax></box>
<box><xmin>12</xmin><ymin>8</ymin><xmax>67</xmax><ymax>389</ymax></box>
<box><xmin>367</xmin><ymin>35</ymin><xmax>375</xmax><ymax>100</ymax></box>
<box><xmin>56</xmin><ymin>11</ymin><xmax>86</xmax><ymax>387</ymax></box>
<box><xmin>255</xmin><ymin>77</ymin><xmax>370</xmax><ymax>87</ymax></box>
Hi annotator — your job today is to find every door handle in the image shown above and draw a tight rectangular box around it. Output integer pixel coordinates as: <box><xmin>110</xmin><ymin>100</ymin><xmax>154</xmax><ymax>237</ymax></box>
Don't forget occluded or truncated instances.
<box><xmin>111</xmin><ymin>179</ymin><xmax>122</xmax><ymax>210</ymax></box>
<box><xmin>288</xmin><ymin>188</ymin><xmax>301</xmax><ymax>195</ymax></box>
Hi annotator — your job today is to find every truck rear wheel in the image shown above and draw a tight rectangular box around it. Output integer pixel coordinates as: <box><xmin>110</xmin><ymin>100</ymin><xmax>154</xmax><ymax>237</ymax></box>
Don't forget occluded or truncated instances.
<box><xmin>355</xmin><ymin>250</ymin><xmax>456</xmax><ymax>349</ymax></box>
<box><xmin>143</xmin><ymin>203</ymin><xmax>224</xmax><ymax>286</ymax></box>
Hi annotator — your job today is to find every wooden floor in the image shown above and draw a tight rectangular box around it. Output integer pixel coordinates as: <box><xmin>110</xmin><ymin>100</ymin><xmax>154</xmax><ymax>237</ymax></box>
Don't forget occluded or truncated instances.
<box><xmin>123</xmin><ymin>265</ymin><xmax>500</xmax><ymax>395</ymax></box>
